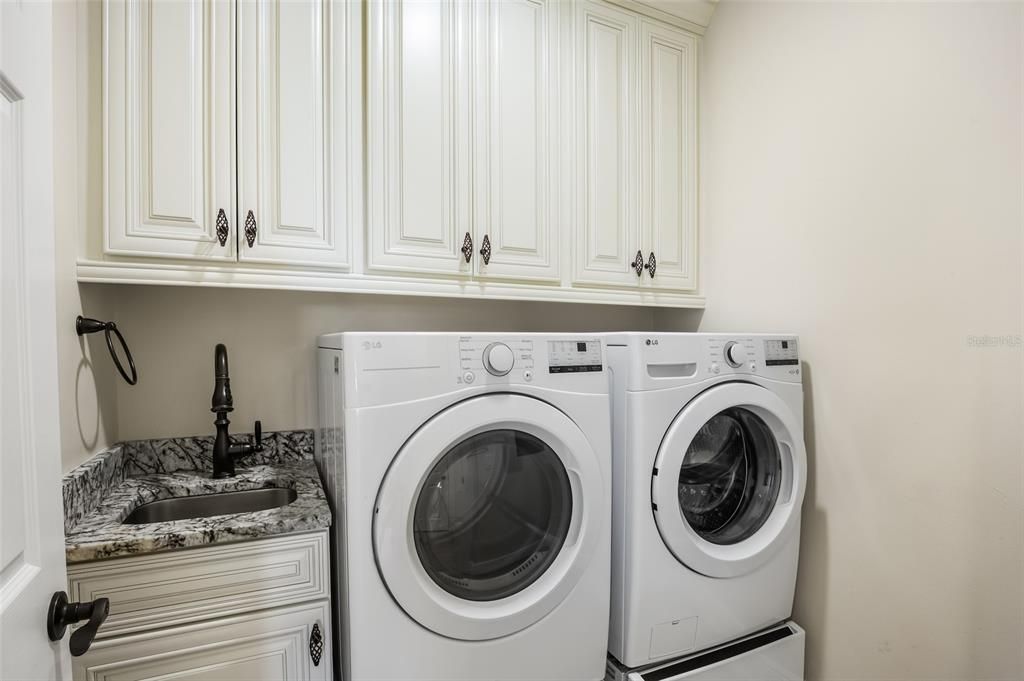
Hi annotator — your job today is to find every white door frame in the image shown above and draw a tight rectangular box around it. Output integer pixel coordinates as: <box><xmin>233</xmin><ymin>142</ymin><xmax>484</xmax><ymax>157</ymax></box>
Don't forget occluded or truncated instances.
<box><xmin>1</xmin><ymin>0</ymin><xmax>71</xmax><ymax>677</ymax></box>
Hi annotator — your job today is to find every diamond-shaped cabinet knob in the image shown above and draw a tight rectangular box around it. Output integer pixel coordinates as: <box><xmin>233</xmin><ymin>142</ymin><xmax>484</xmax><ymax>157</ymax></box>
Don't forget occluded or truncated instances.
<box><xmin>244</xmin><ymin>210</ymin><xmax>257</xmax><ymax>248</ymax></box>
<box><xmin>644</xmin><ymin>252</ymin><xmax>657</xmax><ymax>278</ymax></box>
<box><xmin>215</xmin><ymin>209</ymin><xmax>229</xmax><ymax>247</ymax></box>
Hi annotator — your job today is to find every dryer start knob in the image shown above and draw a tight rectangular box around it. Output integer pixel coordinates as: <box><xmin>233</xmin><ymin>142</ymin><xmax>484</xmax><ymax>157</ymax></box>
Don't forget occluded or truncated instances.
<box><xmin>483</xmin><ymin>342</ymin><xmax>515</xmax><ymax>376</ymax></box>
<box><xmin>724</xmin><ymin>341</ymin><xmax>747</xmax><ymax>368</ymax></box>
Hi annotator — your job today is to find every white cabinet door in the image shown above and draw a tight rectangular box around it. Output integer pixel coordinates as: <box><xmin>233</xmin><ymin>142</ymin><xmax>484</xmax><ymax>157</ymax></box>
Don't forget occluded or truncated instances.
<box><xmin>104</xmin><ymin>0</ymin><xmax>235</xmax><ymax>261</ymax></box>
<box><xmin>473</xmin><ymin>0</ymin><xmax>560</xmax><ymax>282</ymax></box>
<box><xmin>640</xmin><ymin>20</ymin><xmax>698</xmax><ymax>291</ymax></box>
<box><xmin>237</xmin><ymin>0</ymin><xmax>358</xmax><ymax>269</ymax></box>
<box><xmin>572</xmin><ymin>1</ymin><xmax>641</xmax><ymax>288</ymax></box>
<box><xmin>366</xmin><ymin>0</ymin><xmax>472</xmax><ymax>276</ymax></box>
<box><xmin>72</xmin><ymin>601</ymin><xmax>332</xmax><ymax>681</ymax></box>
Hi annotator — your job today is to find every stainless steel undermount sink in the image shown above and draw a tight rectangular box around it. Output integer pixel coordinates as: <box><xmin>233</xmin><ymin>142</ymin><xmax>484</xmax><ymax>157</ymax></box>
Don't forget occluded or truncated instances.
<box><xmin>122</xmin><ymin>487</ymin><xmax>298</xmax><ymax>524</ymax></box>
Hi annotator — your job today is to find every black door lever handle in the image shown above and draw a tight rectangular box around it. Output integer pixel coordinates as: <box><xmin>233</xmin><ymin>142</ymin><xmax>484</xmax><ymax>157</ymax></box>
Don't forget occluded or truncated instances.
<box><xmin>47</xmin><ymin>591</ymin><xmax>110</xmax><ymax>657</ymax></box>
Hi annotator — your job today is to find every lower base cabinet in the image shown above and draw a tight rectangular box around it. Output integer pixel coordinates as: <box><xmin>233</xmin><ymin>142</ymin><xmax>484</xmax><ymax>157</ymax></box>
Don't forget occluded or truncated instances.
<box><xmin>71</xmin><ymin>600</ymin><xmax>332</xmax><ymax>681</ymax></box>
<box><xmin>67</xmin><ymin>531</ymin><xmax>333</xmax><ymax>681</ymax></box>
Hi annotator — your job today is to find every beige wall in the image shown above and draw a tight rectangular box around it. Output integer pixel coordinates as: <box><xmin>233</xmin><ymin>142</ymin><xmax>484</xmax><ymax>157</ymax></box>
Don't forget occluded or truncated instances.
<box><xmin>102</xmin><ymin>285</ymin><xmax>658</xmax><ymax>440</ymax></box>
<box><xmin>54</xmin><ymin>0</ymin><xmax>119</xmax><ymax>472</ymax></box>
<box><xmin>657</xmin><ymin>2</ymin><xmax>1024</xmax><ymax>679</ymax></box>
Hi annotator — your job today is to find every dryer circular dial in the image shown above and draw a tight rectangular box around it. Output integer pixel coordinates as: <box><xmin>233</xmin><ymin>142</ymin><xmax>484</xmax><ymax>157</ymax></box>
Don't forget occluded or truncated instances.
<box><xmin>483</xmin><ymin>342</ymin><xmax>515</xmax><ymax>376</ymax></box>
<box><xmin>724</xmin><ymin>341</ymin><xmax>747</xmax><ymax>368</ymax></box>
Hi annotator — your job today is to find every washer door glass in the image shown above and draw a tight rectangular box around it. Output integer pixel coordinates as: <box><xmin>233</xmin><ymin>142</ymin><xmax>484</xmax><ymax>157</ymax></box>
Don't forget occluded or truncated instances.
<box><xmin>413</xmin><ymin>429</ymin><xmax>573</xmax><ymax>602</ymax></box>
<box><xmin>678</xmin><ymin>407</ymin><xmax>782</xmax><ymax>545</ymax></box>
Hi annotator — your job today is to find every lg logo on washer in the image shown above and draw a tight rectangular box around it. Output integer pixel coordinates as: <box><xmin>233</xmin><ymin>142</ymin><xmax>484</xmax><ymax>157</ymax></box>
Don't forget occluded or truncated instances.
<box><xmin>645</xmin><ymin>339</ymin><xmax>659</xmax><ymax>346</ymax></box>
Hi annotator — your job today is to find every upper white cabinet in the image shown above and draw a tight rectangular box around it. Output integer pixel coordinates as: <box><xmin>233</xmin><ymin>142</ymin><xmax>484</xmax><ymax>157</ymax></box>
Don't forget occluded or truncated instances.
<box><xmin>366</xmin><ymin>0</ymin><xmax>473</xmax><ymax>277</ymax></box>
<box><xmin>572</xmin><ymin>1</ymin><xmax>640</xmax><ymax>288</ymax></box>
<box><xmin>105</xmin><ymin>0</ymin><xmax>358</xmax><ymax>268</ymax></box>
<box><xmin>237</xmin><ymin>0</ymin><xmax>359</xmax><ymax>268</ymax></box>
<box><xmin>367</xmin><ymin>0</ymin><xmax>560</xmax><ymax>282</ymax></box>
<box><xmin>640</xmin><ymin>19</ymin><xmax>698</xmax><ymax>291</ymax></box>
<box><xmin>104</xmin><ymin>0</ymin><xmax>236</xmax><ymax>261</ymax></box>
<box><xmin>572</xmin><ymin>3</ymin><xmax>698</xmax><ymax>292</ymax></box>
<box><xmin>473</xmin><ymin>0</ymin><xmax>561</xmax><ymax>282</ymax></box>
<box><xmin>91</xmin><ymin>0</ymin><xmax>703</xmax><ymax>307</ymax></box>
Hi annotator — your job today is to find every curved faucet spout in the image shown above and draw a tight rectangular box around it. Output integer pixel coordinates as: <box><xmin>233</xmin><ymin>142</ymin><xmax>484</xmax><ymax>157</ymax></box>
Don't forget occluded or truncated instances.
<box><xmin>211</xmin><ymin>343</ymin><xmax>233</xmax><ymax>413</ymax></box>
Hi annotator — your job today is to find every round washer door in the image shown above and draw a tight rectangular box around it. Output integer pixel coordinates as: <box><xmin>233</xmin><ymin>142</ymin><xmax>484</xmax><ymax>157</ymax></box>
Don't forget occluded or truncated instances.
<box><xmin>374</xmin><ymin>394</ymin><xmax>604</xmax><ymax>641</ymax></box>
<box><xmin>651</xmin><ymin>382</ymin><xmax>806</xmax><ymax>579</ymax></box>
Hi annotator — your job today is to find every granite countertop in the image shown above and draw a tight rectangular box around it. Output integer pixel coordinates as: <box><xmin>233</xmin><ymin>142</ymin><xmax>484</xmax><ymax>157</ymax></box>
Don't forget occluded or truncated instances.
<box><xmin>63</xmin><ymin>431</ymin><xmax>331</xmax><ymax>564</ymax></box>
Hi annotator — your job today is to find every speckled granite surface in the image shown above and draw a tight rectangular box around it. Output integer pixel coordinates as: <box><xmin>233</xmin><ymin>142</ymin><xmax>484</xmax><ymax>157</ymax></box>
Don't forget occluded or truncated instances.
<box><xmin>62</xmin><ymin>445</ymin><xmax>127</xmax><ymax>533</ymax></box>
<box><xmin>122</xmin><ymin>430</ymin><xmax>314</xmax><ymax>477</ymax></box>
<box><xmin>62</xmin><ymin>430</ymin><xmax>329</xmax><ymax>563</ymax></box>
<box><xmin>64</xmin><ymin>461</ymin><xmax>330</xmax><ymax>563</ymax></box>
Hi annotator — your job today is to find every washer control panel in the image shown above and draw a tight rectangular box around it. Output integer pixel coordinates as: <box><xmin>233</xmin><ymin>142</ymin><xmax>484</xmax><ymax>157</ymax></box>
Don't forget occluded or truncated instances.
<box><xmin>703</xmin><ymin>336</ymin><xmax>799</xmax><ymax>378</ymax></box>
<box><xmin>548</xmin><ymin>339</ymin><xmax>602</xmax><ymax>374</ymax></box>
<box><xmin>764</xmin><ymin>338</ymin><xmax>799</xmax><ymax>366</ymax></box>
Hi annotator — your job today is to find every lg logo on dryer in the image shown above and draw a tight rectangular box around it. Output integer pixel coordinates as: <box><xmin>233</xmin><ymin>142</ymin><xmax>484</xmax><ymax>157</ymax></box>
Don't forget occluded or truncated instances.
<box><xmin>645</xmin><ymin>339</ymin><xmax>659</xmax><ymax>346</ymax></box>
<box><xmin>361</xmin><ymin>340</ymin><xmax>383</xmax><ymax>351</ymax></box>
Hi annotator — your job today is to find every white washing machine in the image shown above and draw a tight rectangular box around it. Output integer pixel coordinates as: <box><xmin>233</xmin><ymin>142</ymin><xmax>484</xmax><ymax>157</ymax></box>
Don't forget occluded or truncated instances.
<box><xmin>316</xmin><ymin>332</ymin><xmax>612</xmax><ymax>681</ymax></box>
<box><xmin>604</xmin><ymin>333</ymin><xmax>807</xmax><ymax>670</ymax></box>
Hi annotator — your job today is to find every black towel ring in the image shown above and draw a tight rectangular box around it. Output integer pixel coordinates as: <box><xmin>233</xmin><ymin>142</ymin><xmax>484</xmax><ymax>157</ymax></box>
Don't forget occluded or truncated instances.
<box><xmin>76</xmin><ymin>316</ymin><xmax>138</xmax><ymax>386</ymax></box>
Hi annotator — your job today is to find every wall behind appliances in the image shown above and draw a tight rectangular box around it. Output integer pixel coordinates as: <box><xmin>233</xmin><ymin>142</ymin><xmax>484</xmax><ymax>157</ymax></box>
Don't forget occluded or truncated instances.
<box><xmin>657</xmin><ymin>2</ymin><xmax>1024</xmax><ymax>679</ymax></box>
<box><xmin>99</xmin><ymin>285</ymin><xmax>662</xmax><ymax>440</ymax></box>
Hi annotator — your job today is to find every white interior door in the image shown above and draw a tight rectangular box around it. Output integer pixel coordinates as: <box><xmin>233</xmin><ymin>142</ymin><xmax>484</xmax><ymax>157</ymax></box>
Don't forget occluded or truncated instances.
<box><xmin>237</xmin><ymin>0</ymin><xmax>358</xmax><ymax>269</ymax></box>
<box><xmin>0</xmin><ymin>1</ymin><xmax>71</xmax><ymax>678</ymax></box>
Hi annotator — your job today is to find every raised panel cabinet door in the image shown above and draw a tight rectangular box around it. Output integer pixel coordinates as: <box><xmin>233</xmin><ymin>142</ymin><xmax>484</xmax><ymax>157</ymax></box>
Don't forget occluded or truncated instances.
<box><xmin>640</xmin><ymin>21</ymin><xmax>698</xmax><ymax>291</ymax></box>
<box><xmin>237</xmin><ymin>0</ymin><xmax>358</xmax><ymax>268</ymax></box>
<box><xmin>572</xmin><ymin>1</ymin><xmax>641</xmax><ymax>288</ymax></box>
<box><xmin>473</xmin><ymin>0</ymin><xmax>560</xmax><ymax>282</ymax></box>
<box><xmin>367</xmin><ymin>0</ymin><xmax>472</xmax><ymax>276</ymax></box>
<box><xmin>71</xmin><ymin>601</ymin><xmax>332</xmax><ymax>681</ymax></box>
<box><xmin>104</xmin><ymin>0</ymin><xmax>235</xmax><ymax>261</ymax></box>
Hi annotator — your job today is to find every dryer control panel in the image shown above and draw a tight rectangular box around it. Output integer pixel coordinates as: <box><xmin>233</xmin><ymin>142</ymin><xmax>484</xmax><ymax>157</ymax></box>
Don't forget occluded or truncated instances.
<box><xmin>459</xmin><ymin>338</ymin><xmax>536</xmax><ymax>377</ymax></box>
<box><xmin>457</xmin><ymin>336</ymin><xmax>604</xmax><ymax>385</ymax></box>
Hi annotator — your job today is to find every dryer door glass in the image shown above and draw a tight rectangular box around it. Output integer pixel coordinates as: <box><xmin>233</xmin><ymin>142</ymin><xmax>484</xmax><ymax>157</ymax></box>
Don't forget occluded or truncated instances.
<box><xmin>413</xmin><ymin>429</ymin><xmax>573</xmax><ymax>601</ymax></box>
<box><xmin>678</xmin><ymin>407</ymin><xmax>782</xmax><ymax>545</ymax></box>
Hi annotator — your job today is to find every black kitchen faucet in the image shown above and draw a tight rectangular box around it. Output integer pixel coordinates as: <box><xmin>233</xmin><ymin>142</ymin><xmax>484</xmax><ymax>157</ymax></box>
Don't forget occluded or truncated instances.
<box><xmin>211</xmin><ymin>343</ymin><xmax>263</xmax><ymax>478</ymax></box>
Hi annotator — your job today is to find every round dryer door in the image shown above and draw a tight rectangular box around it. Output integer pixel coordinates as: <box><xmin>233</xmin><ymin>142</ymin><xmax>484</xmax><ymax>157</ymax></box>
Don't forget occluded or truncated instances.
<box><xmin>373</xmin><ymin>394</ymin><xmax>604</xmax><ymax>641</ymax></box>
<box><xmin>651</xmin><ymin>382</ymin><xmax>806</xmax><ymax>579</ymax></box>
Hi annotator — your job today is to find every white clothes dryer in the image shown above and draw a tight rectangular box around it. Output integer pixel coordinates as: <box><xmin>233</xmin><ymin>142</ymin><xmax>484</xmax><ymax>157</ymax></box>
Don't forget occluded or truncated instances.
<box><xmin>604</xmin><ymin>333</ymin><xmax>807</xmax><ymax>669</ymax></box>
<box><xmin>317</xmin><ymin>333</ymin><xmax>612</xmax><ymax>681</ymax></box>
